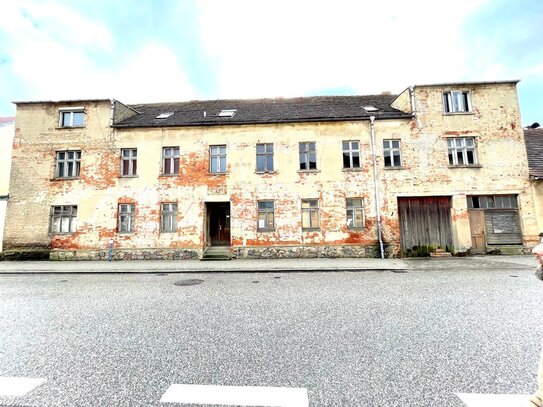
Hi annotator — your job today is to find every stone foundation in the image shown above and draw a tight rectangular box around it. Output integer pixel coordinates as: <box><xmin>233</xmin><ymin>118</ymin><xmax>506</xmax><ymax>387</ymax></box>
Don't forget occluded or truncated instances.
<box><xmin>232</xmin><ymin>244</ymin><xmax>397</xmax><ymax>259</ymax></box>
<box><xmin>50</xmin><ymin>248</ymin><xmax>200</xmax><ymax>261</ymax></box>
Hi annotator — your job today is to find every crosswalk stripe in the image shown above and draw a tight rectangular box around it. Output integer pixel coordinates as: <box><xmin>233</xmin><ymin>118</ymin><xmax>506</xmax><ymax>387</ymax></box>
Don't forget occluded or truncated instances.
<box><xmin>0</xmin><ymin>376</ymin><xmax>46</xmax><ymax>397</ymax></box>
<box><xmin>160</xmin><ymin>384</ymin><xmax>308</xmax><ymax>407</ymax></box>
<box><xmin>456</xmin><ymin>392</ymin><xmax>531</xmax><ymax>406</ymax></box>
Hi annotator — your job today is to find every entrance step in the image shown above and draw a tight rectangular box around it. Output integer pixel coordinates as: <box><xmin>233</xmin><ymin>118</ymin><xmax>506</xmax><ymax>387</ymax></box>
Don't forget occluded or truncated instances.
<box><xmin>430</xmin><ymin>248</ymin><xmax>452</xmax><ymax>257</ymax></box>
<box><xmin>201</xmin><ymin>246</ymin><xmax>231</xmax><ymax>261</ymax></box>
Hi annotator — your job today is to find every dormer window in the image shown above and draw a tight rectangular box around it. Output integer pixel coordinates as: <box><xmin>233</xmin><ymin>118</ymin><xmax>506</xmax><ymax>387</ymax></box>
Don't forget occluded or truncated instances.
<box><xmin>59</xmin><ymin>107</ymin><xmax>85</xmax><ymax>128</ymax></box>
<box><xmin>443</xmin><ymin>91</ymin><xmax>471</xmax><ymax>113</ymax></box>
<box><xmin>218</xmin><ymin>109</ymin><xmax>237</xmax><ymax>118</ymax></box>
<box><xmin>363</xmin><ymin>105</ymin><xmax>379</xmax><ymax>112</ymax></box>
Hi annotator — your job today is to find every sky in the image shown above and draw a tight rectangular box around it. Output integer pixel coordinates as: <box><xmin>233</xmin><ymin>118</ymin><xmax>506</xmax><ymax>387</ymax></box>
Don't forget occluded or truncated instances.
<box><xmin>0</xmin><ymin>0</ymin><xmax>542</xmax><ymax>126</ymax></box>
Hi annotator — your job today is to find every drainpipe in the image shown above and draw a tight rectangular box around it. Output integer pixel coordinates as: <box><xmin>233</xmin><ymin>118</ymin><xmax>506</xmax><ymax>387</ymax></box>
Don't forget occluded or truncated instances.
<box><xmin>369</xmin><ymin>116</ymin><xmax>385</xmax><ymax>259</ymax></box>
<box><xmin>109</xmin><ymin>98</ymin><xmax>115</xmax><ymax>126</ymax></box>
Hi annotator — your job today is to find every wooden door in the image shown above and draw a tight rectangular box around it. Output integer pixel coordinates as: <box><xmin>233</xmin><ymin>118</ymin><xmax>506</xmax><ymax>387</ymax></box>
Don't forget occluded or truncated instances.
<box><xmin>208</xmin><ymin>203</ymin><xmax>231</xmax><ymax>246</ymax></box>
<box><xmin>398</xmin><ymin>196</ymin><xmax>453</xmax><ymax>253</ymax></box>
<box><xmin>468</xmin><ymin>211</ymin><xmax>486</xmax><ymax>252</ymax></box>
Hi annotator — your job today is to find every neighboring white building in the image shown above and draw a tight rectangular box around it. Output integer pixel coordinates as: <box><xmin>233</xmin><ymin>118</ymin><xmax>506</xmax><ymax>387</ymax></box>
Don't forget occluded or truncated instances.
<box><xmin>0</xmin><ymin>117</ymin><xmax>15</xmax><ymax>252</ymax></box>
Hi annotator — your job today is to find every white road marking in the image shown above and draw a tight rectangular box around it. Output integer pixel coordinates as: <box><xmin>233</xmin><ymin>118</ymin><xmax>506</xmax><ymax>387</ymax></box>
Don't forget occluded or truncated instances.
<box><xmin>0</xmin><ymin>376</ymin><xmax>46</xmax><ymax>397</ymax></box>
<box><xmin>160</xmin><ymin>384</ymin><xmax>308</xmax><ymax>406</ymax></box>
<box><xmin>456</xmin><ymin>392</ymin><xmax>531</xmax><ymax>406</ymax></box>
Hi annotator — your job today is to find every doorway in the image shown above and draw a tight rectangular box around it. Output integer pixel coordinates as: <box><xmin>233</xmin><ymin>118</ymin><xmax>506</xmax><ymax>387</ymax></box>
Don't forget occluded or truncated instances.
<box><xmin>206</xmin><ymin>202</ymin><xmax>231</xmax><ymax>246</ymax></box>
<box><xmin>468</xmin><ymin>211</ymin><xmax>486</xmax><ymax>253</ymax></box>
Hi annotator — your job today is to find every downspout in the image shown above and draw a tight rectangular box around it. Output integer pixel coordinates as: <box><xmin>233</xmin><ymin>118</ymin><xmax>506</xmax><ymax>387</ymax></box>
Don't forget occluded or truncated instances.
<box><xmin>369</xmin><ymin>115</ymin><xmax>385</xmax><ymax>259</ymax></box>
<box><xmin>109</xmin><ymin>98</ymin><xmax>115</xmax><ymax>127</ymax></box>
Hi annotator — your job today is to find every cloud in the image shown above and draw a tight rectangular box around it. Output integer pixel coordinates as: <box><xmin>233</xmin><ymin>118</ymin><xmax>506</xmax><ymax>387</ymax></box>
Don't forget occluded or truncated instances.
<box><xmin>0</xmin><ymin>0</ymin><xmax>194</xmax><ymax>108</ymax></box>
<box><xmin>197</xmin><ymin>0</ymin><xmax>488</xmax><ymax>98</ymax></box>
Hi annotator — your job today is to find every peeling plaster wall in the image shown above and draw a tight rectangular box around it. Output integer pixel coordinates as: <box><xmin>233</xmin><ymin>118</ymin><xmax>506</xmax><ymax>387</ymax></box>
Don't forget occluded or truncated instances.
<box><xmin>4</xmin><ymin>82</ymin><xmax>538</xmax><ymax>259</ymax></box>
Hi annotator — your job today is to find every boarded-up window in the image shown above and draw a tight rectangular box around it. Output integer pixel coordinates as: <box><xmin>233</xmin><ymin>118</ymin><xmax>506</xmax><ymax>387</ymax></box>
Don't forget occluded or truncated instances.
<box><xmin>467</xmin><ymin>195</ymin><xmax>521</xmax><ymax>245</ymax></box>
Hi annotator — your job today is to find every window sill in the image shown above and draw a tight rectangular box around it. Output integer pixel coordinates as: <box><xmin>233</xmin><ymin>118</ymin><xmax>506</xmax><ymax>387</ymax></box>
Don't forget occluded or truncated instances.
<box><xmin>383</xmin><ymin>166</ymin><xmax>405</xmax><ymax>170</ymax></box>
<box><xmin>302</xmin><ymin>228</ymin><xmax>321</xmax><ymax>232</ymax></box>
<box><xmin>342</xmin><ymin>167</ymin><xmax>363</xmax><ymax>172</ymax></box>
<box><xmin>50</xmin><ymin>232</ymin><xmax>76</xmax><ymax>236</ymax></box>
<box><xmin>50</xmin><ymin>177</ymin><xmax>80</xmax><ymax>181</ymax></box>
<box><xmin>442</xmin><ymin>112</ymin><xmax>474</xmax><ymax>116</ymax></box>
<box><xmin>297</xmin><ymin>170</ymin><xmax>320</xmax><ymax>174</ymax></box>
<box><xmin>119</xmin><ymin>175</ymin><xmax>138</xmax><ymax>178</ymax></box>
<box><xmin>209</xmin><ymin>172</ymin><xmax>227</xmax><ymax>175</ymax></box>
<box><xmin>117</xmin><ymin>231</ymin><xmax>134</xmax><ymax>234</ymax></box>
<box><xmin>448</xmin><ymin>164</ymin><xmax>482</xmax><ymax>169</ymax></box>
<box><xmin>159</xmin><ymin>173</ymin><xmax>179</xmax><ymax>177</ymax></box>
<box><xmin>255</xmin><ymin>171</ymin><xmax>277</xmax><ymax>175</ymax></box>
<box><xmin>160</xmin><ymin>231</ymin><xmax>177</xmax><ymax>234</ymax></box>
<box><xmin>257</xmin><ymin>228</ymin><xmax>276</xmax><ymax>233</ymax></box>
<box><xmin>348</xmin><ymin>227</ymin><xmax>366</xmax><ymax>231</ymax></box>
<box><xmin>55</xmin><ymin>126</ymin><xmax>86</xmax><ymax>130</ymax></box>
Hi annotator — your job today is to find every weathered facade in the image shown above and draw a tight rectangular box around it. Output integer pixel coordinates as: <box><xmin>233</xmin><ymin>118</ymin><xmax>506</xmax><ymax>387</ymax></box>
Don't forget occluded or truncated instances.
<box><xmin>3</xmin><ymin>81</ymin><xmax>539</xmax><ymax>260</ymax></box>
<box><xmin>0</xmin><ymin>117</ymin><xmax>15</xmax><ymax>253</ymax></box>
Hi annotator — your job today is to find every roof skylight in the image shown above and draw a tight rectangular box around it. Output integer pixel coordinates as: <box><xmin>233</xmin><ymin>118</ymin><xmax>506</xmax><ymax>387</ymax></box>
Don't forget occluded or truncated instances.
<box><xmin>218</xmin><ymin>109</ymin><xmax>237</xmax><ymax>118</ymax></box>
<box><xmin>156</xmin><ymin>112</ymin><xmax>174</xmax><ymax>119</ymax></box>
<box><xmin>363</xmin><ymin>105</ymin><xmax>379</xmax><ymax>112</ymax></box>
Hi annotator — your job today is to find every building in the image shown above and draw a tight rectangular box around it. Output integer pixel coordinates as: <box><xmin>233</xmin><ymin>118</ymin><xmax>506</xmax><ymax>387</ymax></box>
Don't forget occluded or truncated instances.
<box><xmin>3</xmin><ymin>80</ymin><xmax>540</xmax><ymax>260</ymax></box>
<box><xmin>524</xmin><ymin>126</ymin><xmax>543</xmax><ymax>233</ymax></box>
<box><xmin>0</xmin><ymin>117</ymin><xmax>15</xmax><ymax>253</ymax></box>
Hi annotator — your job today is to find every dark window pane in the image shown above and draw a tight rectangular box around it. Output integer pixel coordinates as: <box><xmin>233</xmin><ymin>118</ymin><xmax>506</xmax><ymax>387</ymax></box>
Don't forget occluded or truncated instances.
<box><xmin>384</xmin><ymin>153</ymin><xmax>391</xmax><ymax>167</ymax></box>
<box><xmin>466</xmin><ymin>150</ymin><xmax>474</xmax><ymax>164</ymax></box>
<box><xmin>173</xmin><ymin>158</ymin><xmax>179</xmax><ymax>174</ymax></box>
<box><xmin>343</xmin><ymin>153</ymin><xmax>350</xmax><ymax>168</ymax></box>
<box><xmin>457</xmin><ymin>151</ymin><xmax>464</xmax><ymax>165</ymax></box>
<box><xmin>352</xmin><ymin>154</ymin><xmax>360</xmax><ymax>168</ymax></box>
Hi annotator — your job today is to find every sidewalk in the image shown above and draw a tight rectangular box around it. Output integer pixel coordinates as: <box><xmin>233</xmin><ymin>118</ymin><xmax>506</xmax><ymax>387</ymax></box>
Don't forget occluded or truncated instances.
<box><xmin>0</xmin><ymin>255</ymin><xmax>535</xmax><ymax>273</ymax></box>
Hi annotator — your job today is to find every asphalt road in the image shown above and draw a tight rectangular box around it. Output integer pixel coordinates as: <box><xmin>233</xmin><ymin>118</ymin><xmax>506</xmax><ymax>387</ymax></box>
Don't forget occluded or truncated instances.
<box><xmin>1</xmin><ymin>267</ymin><xmax>542</xmax><ymax>406</ymax></box>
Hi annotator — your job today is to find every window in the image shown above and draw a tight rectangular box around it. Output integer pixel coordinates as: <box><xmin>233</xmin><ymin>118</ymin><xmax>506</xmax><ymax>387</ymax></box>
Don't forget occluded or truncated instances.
<box><xmin>59</xmin><ymin>108</ymin><xmax>84</xmax><ymax>127</ymax></box>
<box><xmin>256</xmin><ymin>143</ymin><xmax>274</xmax><ymax>172</ymax></box>
<box><xmin>162</xmin><ymin>147</ymin><xmax>180</xmax><ymax>175</ymax></box>
<box><xmin>342</xmin><ymin>140</ymin><xmax>360</xmax><ymax>169</ymax></box>
<box><xmin>257</xmin><ymin>201</ymin><xmax>275</xmax><ymax>231</ymax></box>
<box><xmin>301</xmin><ymin>199</ymin><xmax>319</xmax><ymax>230</ymax></box>
<box><xmin>161</xmin><ymin>203</ymin><xmax>178</xmax><ymax>233</ymax></box>
<box><xmin>468</xmin><ymin>195</ymin><xmax>518</xmax><ymax>209</ymax></box>
<box><xmin>121</xmin><ymin>148</ymin><xmax>137</xmax><ymax>176</ymax></box>
<box><xmin>210</xmin><ymin>145</ymin><xmax>227</xmax><ymax>173</ymax></box>
<box><xmin>448</xmin><ymin>137</ymin><xmax>477</xmax><ymax>166</ymax></box>
<box><xmin>55</xmin><ymin>150</ymin><xmax>81</xmax><ymax>178</ymax></box>
<box><xmin>383</xmin><ymin>140</ymin><xmax>401</xmax><ymax>167</ymax></box>
<box><xmin>218</xmin><ymin>109</ymin><xmax>237</xmax><ymax>118</ymax></box>
<box><xmin>50</xmin><ymin>205</ymin><xmax>77</xmax><ymax>234</ymax></box>
<box><xmin>299</xmin><ymin>142</ymin><xmax>317</xmax><ymax>170</ymax></box>
<box><xmin>118</xmin><ymin>204</ymin><xmax>135</xmax><ymax>233</ymax></box>
<box><xmin>346</xmin><ymin>198</ymin><xmax>365</xmax><ymax>228</ymax></box>
<box><xmin>443</xmin><ymin>91</ymin><xmax>471</xmax><ymax>113</ymax></box>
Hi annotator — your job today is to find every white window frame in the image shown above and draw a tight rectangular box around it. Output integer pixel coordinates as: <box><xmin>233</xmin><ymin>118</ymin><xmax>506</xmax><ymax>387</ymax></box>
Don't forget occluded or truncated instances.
<box><xmin>346</xmin><ymin>198</ymin><xmax>365</xmax><ymax>229</ymax></box>
<box><xmin>162</xmin><ymin>147</ymin><xmax>180</xmax><ymax>175</ymax></box>
<box><xmin>55</xmin><ymin>150</ymin><xmax>81</xmax><ymax>178</ymax></box>
<box><xmin>301</xmin><ymin>199</ymin><xmax>320</xmax><ymax>230</ymax></box>
<box><xmin>50</xmin><ymin>205</ymin><xmax>77</xmax><ymax>234</ymax></box>
<box><xmin>118</xmin><ymin>204</ymin><xmax>135</xmax><ymax>233</ymax></box>
<box><xmin>121</xmin><ymin>148</ymin><xmax>137</xmax><ymax>177</ymax></box>
<box><xmin>383</xmin><ymin>140</ymin><xmax>402</xmax><ymax>167</ymax></box>
<box><xmin>299</xmin><ymin>142</ymin><xmax>317</xmax><ymax>170</ymax></box>
<box><xmin>58</xmin><ymin>107</ymin><xmax>85</xmax><ymax>127</ymax></box>
<box><xmin>342</xmin><ymin>140</ymin><xmax>361</xmax><ymax>169</ymax></box>
<box><xmin>443</xmin><ymin>90</ymin><xmax>472</xmax><ymax>113</ymax></box>
<box><xmin>210</xmin><ymin>145</ymin><xmax>227</xmax><ymax>173</ymax></box>
<box><xmin>447</xmin><ymin>137</ymin><xmax>478</xmax><ymax>166</ymax></box>
<box><xmin>161</xmin><ymin>203</ymin><xmax>178</xmax><ymax>233</ymax></box>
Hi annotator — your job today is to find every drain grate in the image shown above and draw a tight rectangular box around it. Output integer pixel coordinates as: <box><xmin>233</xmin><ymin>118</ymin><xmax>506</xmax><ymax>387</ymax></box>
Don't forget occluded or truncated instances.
<box><xmin>174</xmin><ymin>279</ymin><xmax>204</xmax><ymax>286</ymax></box>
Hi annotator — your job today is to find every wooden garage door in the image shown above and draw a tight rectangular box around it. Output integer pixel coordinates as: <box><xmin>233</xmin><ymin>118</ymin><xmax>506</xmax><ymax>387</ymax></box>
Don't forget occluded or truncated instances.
<box><xmin>398</xmin><ymin>196</ymin><xmax>453</xmax><ymax>252</ymax></box>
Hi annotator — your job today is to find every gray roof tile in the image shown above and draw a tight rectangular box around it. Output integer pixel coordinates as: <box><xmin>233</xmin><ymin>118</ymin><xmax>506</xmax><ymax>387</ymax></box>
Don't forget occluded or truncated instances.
<box><xmin>524</xmin><ymin>128</ymin><xmax>543</xmax><ymax>179</ymax></box>
<box><xmin>113</xmin><ymin>94</ymin><xmax>411</xmax><ymax>128</ymax></box>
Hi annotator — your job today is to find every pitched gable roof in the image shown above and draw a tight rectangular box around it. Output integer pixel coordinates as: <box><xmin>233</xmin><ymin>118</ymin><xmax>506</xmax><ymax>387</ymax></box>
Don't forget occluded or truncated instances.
<box><xmin>524</xmin><ymin>128</ymin><xmax>543</xmax><ymax>179</ymax></box>
<box><xmin>112</xmin><ymin>94</ymin><xmax>411</xmax><ymax>128</ymax></box>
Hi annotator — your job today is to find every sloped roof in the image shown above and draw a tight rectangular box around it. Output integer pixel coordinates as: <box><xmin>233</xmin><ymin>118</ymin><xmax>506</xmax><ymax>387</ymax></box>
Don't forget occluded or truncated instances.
<box><xmin>524</xmin><ymin>128</ymin><xmax>543</xmax><ymax>179</ymax></box>
<box><xmin>113</xmin><ymin>94</ymin><xmax>411</xmax><ymax>128</ymax></box>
